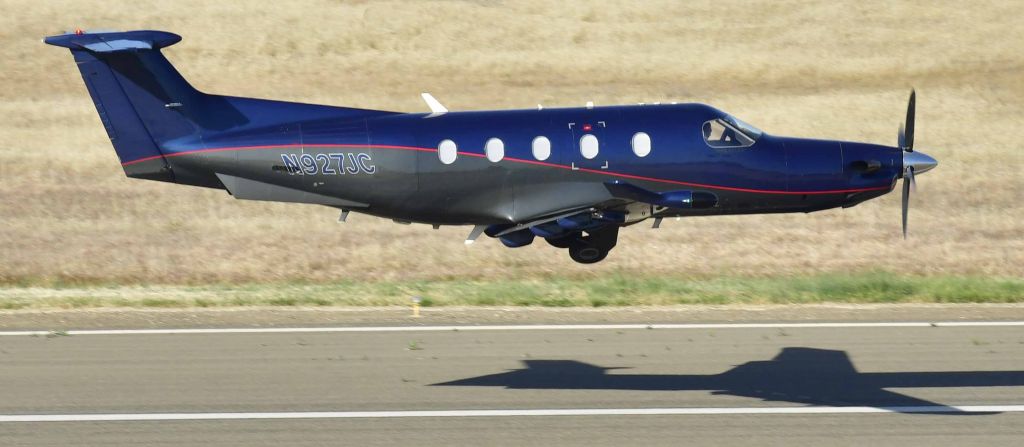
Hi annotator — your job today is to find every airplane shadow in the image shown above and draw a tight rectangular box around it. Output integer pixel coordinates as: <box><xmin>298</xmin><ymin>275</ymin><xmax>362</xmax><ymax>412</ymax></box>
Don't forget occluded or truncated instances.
<box><xmin>433</xmin><ymin>347</ymin><xmax>1024</xmax><ymax>415</ymax></box>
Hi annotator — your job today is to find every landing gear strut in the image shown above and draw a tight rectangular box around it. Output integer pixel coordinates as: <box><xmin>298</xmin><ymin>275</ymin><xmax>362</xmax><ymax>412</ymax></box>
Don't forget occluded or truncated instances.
<box><xmin>567</xmin><ymin>226</ymin><xmax>618</xmax><ymax>264</ymax></box>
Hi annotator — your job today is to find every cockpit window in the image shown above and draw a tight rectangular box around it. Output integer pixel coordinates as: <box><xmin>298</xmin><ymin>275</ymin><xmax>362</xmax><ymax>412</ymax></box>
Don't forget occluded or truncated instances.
<box><xmin>724</xmin><ymin>115</ymin><xmax>763</xmax><ymax>139</ymax></box>
<box><xmin>702</xmin><ymin>116</ymin><xmax>762</xmax><ymax>148</ymax></box>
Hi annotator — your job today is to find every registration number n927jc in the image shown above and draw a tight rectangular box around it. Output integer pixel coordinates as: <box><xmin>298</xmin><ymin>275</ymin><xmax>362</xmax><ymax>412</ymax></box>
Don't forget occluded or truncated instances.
<box><xmin>277</xmin><ymin>153</ymin><xmax>376</xmax><ymax>175</ymax></box>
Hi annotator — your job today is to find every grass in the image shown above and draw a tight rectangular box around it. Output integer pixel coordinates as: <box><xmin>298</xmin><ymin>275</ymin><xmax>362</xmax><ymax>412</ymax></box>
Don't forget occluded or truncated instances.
<box><xmin>0</xmin><ymin>1</ymin><xmax>1022</xmax><ymax>290</ymax></box>
<box><xmin>0</xmin><ymin>273</ymin><xmax>1021</xmax><ymax>310</ymax></box>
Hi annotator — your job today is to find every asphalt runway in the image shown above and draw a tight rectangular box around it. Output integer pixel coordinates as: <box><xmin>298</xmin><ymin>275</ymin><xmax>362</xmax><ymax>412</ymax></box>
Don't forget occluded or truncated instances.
<box><xmin>1</xmin><ymin>321</ymin><xmax>1023</xmax><ymax>446</ymax></box>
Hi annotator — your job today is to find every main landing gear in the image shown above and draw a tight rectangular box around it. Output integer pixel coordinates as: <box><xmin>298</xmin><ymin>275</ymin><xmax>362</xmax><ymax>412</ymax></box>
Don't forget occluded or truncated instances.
<box><xmin>492</xmin><ymin>222</ymin><xmax>621</xmax><ymax>264</ymax></box>
<box><xmin>550</xmin><ymin>226</ymin><xmax>619</xmax><ymax>264</ymax></box>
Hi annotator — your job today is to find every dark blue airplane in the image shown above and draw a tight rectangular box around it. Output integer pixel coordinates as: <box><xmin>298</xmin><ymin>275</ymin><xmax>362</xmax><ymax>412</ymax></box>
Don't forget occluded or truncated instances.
<box><xmin>46</xmin><ymin>30</ymin><xmax>937</xmax><ymax>263</ymax></box>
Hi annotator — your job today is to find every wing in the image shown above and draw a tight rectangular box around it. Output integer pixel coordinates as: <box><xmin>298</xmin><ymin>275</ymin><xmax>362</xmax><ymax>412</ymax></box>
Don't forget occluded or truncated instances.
<box><xmin>477</xmin><ymin>180</ymin><xmax>719</xmax><ymax>247</ymax></box>
<box><xmin>603</xmin><ymin>181</ymin><xmax>717</xmax><ymax>209</ymax></box>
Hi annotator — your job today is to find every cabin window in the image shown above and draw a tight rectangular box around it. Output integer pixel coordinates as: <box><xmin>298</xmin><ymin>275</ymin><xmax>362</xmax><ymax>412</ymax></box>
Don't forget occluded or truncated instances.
<box><xmin>701</xmin><ymin>117</ymin><xmax>761</xmax><ymax>148</ymax></box>
<box><xmin>631</xmin><ymin>132</ymin><xmax>651</xmax><ymax>157</ymax></box>
<box><xmin>438</xmin><ymin>139</ymin><xmax>458</xmax><ymax>164</ymax></box>
<box><xmin>485</xmin><ymin>138</ymin><xmax>505</xmax><ymax>162</ymax></box>
<box><xmin>532</xmin><ymin>136</ymin><xmax>551</xmax><ymax>161</ymax></box>
<box><xmin>579</xmin><ymin>134</ymin><xmax>599</xmax><ymax>159</ymax></box>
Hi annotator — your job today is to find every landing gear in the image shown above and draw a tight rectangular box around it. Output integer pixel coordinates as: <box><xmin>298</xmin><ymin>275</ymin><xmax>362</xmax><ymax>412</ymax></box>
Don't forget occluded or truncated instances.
<box><xmin>545</xmin><ymin>234</ymin><xmax>576</xmax><ymax>249</ymax></box>
<box><xmin>569</xmin><ymin>243</ymin><xmax>607</xmax><ymax>264</ymax></box>
<box><xmin>566</xmin><ymin>226</ymin><xmax>618</xmax><ymax>264</ymax></box>
<box><xmin>540</xmin><ymin>226</ymin><xmax>619</xmax><ymax>263</ymax></box>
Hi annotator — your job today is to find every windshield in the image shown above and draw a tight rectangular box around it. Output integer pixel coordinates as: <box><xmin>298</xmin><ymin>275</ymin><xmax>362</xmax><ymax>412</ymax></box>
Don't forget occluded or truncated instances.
<box><xmin>702</xmin><ymin>117</ymin><xmax>761</xmax><ymax>148</ymax></box>
<box><xmin>700</xmin><ymin>117</ymin><xmax>757</xmax><ymax>147</ymax></box>
<box><xmin>723</xmin><ymin>115</ymin><xmax>763</xmax><ymax>140</ymax></box>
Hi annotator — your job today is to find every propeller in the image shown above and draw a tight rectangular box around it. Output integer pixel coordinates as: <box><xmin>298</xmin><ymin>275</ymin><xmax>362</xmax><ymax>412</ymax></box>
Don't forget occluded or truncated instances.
<box><xmin>901</xmin><ymin>165</ymin><xmax>913</xmax><ymax>238</ymax></box>
<box><xmin>897</xmin><ymin>89</ymin><xmax>936</xmax><ymax>239</ymax></box>
<box><xmin>899</xmin><ymin>90</ymin><xmax>915</xmax><ymax>152</ymax></box>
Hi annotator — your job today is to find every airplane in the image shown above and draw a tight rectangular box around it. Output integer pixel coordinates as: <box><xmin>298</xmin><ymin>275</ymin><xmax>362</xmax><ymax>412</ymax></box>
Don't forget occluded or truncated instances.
<box><xmin>434</xmin><ymin>347</ymin><xmax>1024</xmax><ymax>413</ymax></box>
<box><xmin>45</xmin><ymin>29</ymin><xmax>937</xmax><ymax>264</ymax></box>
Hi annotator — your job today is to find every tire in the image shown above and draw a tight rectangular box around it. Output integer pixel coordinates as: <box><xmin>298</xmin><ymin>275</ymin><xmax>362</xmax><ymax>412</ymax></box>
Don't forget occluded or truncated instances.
<box><xmin>568</xmin><ymin>243</ymin><xmax>607</xmax><ymax>264</ymax></box>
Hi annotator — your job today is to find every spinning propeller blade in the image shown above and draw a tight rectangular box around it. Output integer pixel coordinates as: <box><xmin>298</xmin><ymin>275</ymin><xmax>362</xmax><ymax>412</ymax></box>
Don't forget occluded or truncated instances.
<box><xmin>897</xmin><ymin>89</ymin><xmax>935</xmax><ymax>239</ymax></box>
<box><xmin>901</xmin><ymin>90</ymin><xmax>915</xmax><ymax>151</ymax></box>
<box><xmin>901</xmin><ymin>166</ymin><xmax>913</xmax><ymax>239</ymax></box>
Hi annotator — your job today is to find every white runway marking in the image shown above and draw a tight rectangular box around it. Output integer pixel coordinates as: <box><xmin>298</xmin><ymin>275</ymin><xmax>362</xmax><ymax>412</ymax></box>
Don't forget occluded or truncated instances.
<box><xmin>2</xmin><ymin>405</ymin><xmax>1023</xmax><ymax>422</ymax></box>
<box><xmin>0</xmin><ymin>321</ymin><xmax>1023</xmax><ymax>336</ymax></box>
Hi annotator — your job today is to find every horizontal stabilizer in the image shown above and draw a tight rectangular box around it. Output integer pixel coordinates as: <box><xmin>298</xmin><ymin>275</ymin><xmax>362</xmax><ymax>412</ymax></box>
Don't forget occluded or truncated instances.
<box><xmin>604</xmin><ymin>181</ymin><xmax>717</xmax><ymax>209</ymax></box>
<box><xmin>216</xmin><ymin>174</ymin><xmax>368</xmax><ymax>208</ymax></box>
<box><xmin>44</xmin><ymin>30</ymin><xmax>182</xmax><ymax>53</ymax></box>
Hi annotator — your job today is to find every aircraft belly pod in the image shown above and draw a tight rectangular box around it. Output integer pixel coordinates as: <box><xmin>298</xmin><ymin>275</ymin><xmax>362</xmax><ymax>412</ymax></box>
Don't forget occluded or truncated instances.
<box><xmin>46</xmin><ymin>30</ymin><xmax>937</xmax><ymax>263</ymax></box>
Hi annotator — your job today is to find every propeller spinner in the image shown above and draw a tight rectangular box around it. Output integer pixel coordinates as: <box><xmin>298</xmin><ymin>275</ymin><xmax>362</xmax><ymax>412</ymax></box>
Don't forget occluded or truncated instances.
<box><xmin>898</xmin><ymin>89</ymin><xmax>938</xmax><ymax>239</ymax></box>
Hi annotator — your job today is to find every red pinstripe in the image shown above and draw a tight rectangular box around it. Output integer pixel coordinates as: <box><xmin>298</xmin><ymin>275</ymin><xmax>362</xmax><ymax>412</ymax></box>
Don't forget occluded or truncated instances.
<box><xmin>122</xmin><ymin>143</ymin><xmax>889</xmax><ymax>195</ymax></box>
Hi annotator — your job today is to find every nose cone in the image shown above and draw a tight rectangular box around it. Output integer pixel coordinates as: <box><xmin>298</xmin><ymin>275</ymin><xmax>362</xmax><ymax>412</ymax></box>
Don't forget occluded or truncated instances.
<box><xmin>904</xmin><ymin>151</ymin><xmax>937</xmax><ymax>174</ymax></box>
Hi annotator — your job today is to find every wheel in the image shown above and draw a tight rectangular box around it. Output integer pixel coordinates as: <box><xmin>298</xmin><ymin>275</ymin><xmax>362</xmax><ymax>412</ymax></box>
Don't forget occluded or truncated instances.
<box><xmin>569</xmin><ymin>243</ymin><xmax>607</xmax><ymax>264</ymax></box>
<box><xmin>566</xmin><ymin>225</ymin><xmax>619</xmax><ymax>264</ymax></box>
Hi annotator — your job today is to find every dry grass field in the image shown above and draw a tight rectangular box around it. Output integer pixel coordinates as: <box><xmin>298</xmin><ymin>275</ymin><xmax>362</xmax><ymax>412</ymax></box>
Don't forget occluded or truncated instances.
<box><xmin>0</xmin><ymin>1</ymin><xmax>1022</xmax><ymax>302</ymax></box>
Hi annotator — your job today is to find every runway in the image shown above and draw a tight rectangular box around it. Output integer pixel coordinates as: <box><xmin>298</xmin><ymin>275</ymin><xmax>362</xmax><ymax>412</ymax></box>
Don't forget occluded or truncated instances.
<box><xmin>1</xmin><ymin>320</ymin><xmax>1023</xmax><ymax>445</ymax></box>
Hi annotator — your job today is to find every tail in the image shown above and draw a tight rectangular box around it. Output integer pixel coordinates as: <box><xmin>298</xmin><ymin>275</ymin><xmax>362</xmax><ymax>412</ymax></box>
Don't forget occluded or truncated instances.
<box><xmin>45</xmin><ymin>29</ymin><xmax>396</xmax><ymax>185</ymax></box>
<box><xmin>45</xmin><ymin>30</ymin><xmax>202</xmax><ymax>181</ymax></box>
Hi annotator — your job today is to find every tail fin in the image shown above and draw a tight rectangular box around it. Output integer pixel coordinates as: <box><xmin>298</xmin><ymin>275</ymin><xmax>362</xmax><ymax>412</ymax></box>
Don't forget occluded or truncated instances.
<box><xmin>47</xmin><ymin>30</ymin><xmax>398</xmax><ymax>185</ymax></box>
<box><xmin>45</xmin><ymin>30</ymin><xmax>204</xmax><ymax>181</ymax></box>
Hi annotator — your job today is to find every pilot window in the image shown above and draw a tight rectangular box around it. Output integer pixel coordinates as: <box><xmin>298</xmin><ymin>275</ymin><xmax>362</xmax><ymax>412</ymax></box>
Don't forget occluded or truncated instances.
<box><xmin>702</xmin><ymin>118</ymin><xmax>758</xmax><ymax>148</ymax></box>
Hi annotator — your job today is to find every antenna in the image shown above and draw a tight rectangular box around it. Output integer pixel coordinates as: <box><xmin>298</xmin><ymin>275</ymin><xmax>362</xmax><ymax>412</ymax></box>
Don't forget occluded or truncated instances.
<box><xmin>420</xmin><ymin>93</ymin><xmax>448</xmax><ymax>117</ymax></box>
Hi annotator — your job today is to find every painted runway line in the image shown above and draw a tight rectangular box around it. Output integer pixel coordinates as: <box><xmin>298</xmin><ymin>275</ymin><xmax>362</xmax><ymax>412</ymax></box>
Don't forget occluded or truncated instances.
<box><xmin>3</xmin><ymin>405</ymin><xmax>1024</xmax><ymax>422</ymax></box>
<box><xmin>1</xmin><ymin>321</ymin><xmax>1023</xmax><ymax>336</ymax></box>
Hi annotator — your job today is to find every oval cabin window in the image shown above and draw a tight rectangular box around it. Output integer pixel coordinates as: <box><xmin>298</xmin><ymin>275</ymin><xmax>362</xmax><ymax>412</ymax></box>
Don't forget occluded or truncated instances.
<box><xmin>632</xmin><ymin>132</ymin><xmax>651</xmax><ymax>157</ymax></box>
<box><xmin>532</xmin><ymin>136</ymin><xmax>551</xmax><ymax>161</ymax></box>
<box><xmin>438</xmin><ymin>139</ymin><xmax>457</xmax><ymax>165</ymax></box>
<box><xmin>579</xmin><ymin>134</ymin><xmax>599</xmax><ymax>159</ymax></box>
<box><xmin>485</xmin><ymin>138</ymin><xmax>505</xmax><ymax>162</ymax></box>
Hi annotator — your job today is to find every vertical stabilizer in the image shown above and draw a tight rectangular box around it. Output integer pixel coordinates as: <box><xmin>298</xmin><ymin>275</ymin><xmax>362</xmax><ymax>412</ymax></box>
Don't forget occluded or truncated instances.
<box><xmin>45</xmin><ymin>30</ymin><xmax>200</xmax><ymax>181</ymax></box>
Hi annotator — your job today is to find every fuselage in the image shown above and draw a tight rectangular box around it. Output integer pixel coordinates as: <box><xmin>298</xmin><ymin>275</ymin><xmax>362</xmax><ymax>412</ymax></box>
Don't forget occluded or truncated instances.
<box><xmin>149</xmin><ymin>103</ymin><xmax>901</xmax><ymax>225</ymax></box>
<box><xmin>47</xmin><ymin>29</ymin><xmax>929</xmax><ymax>264</ymax></box>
